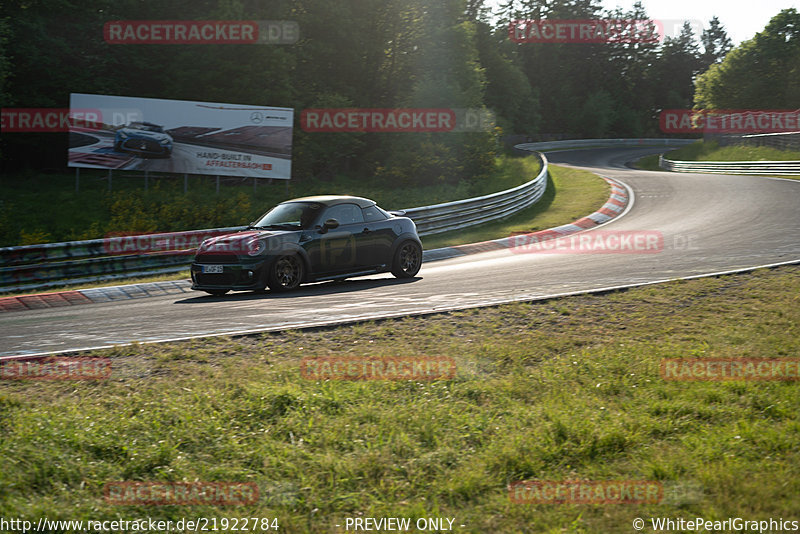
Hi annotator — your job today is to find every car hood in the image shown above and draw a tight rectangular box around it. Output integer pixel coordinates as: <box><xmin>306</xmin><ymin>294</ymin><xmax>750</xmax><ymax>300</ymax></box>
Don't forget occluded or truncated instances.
<box><xmin>198</xmin><ymin>230</ymin><xmax>290</xmax><ymax>255</ymax></box>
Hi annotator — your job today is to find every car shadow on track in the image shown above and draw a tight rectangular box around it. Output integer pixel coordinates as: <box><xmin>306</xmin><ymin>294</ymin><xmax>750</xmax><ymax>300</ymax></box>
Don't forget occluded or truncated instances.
<box><xmin>174</xmin><ymin>276</ymin><xmax>422</xmax><ymax>304</ymax></box>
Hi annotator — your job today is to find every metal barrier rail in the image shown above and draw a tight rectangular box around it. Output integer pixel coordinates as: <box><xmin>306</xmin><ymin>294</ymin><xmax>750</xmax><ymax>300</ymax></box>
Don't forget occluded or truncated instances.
<box><xmin>0</xmin><ymin>152</ymin><xmax>549</xmax><ymax>292</ymax></box>
<box><xmin>404</xmin><ymin>152</ymin><xmax>548</xmax><ymax>235</ymax></box>
<box><xmin>516</xmin><ymin>138</ymin><xmax>695</xmax><ymax>151</ymax></box>
<box><xmin>659</xmin><ymin>155</ymin><xmax>800</xmax><ymax>175</ymax></box>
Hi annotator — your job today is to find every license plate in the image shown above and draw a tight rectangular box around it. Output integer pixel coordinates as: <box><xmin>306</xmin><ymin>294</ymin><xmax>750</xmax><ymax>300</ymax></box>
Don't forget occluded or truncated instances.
<box><xmin>201</xmin><ymin>265</ymin><xmax>224</xmax><ymax>274</ymax></box>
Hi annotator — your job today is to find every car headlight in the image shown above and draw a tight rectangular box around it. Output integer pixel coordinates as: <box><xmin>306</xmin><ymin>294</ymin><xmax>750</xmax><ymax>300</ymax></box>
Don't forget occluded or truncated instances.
<box><xmin>118</xmin><ymin>131</ymin><xmax>128</xmax><ymax>138</ymax></box>
<box><xmin>246</xmin><ymin>239</ymin><xmax>267</xmax><ymax>256</ymax></box>
<box><xmin>159</xmin><ymin>138</ymin><xmax>170</xmax><ymax>145</ymax></box>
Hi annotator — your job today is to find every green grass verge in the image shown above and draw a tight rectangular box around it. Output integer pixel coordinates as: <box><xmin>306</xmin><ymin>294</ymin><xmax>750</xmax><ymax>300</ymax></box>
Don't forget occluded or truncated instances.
<box><xmin>1</xmin><ymin>266</ymin><xmax>798</xmax><ymax>532</ymax></box>
<box><xmin>665</xmin><ymin>140</ymin><xmax>800</xmax><ymax>162</ymax></box>
<box><xmin>633</xmin><ymin>142</ymin><xmax>800</xmax><ymax>177</ymax></box>
<box><xmin>421</xmin><ymin>164</ymin><xmax>609</xmax><ymax>250</ymax></box>
<box><xmin>632</xmin><ymin>154</ymin><xmax>662</xmax><ymax>172</ymax></box>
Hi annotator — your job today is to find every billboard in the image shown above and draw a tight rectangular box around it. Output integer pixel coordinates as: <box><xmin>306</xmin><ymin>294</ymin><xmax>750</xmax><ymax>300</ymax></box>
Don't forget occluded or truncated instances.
<box><xmin>68</xmin><ymin>93</ymin><xmax>293</xmax><ymax>179</ymax></box>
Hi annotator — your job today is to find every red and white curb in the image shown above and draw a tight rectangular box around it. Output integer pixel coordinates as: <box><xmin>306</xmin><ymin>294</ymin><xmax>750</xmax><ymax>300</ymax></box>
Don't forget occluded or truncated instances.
<box><xmin>0</xmin><ymin>281</ymin><xmax>193</xmax><ymax>313</ymax></box>
<box><xmin>425</xmin><ymin>177</ymin><xmax>629</xmax><ymax>258</ymax></box>
<box><xmin>0</xmin><ymin>178</ymin><xmax>630</xmax><ymax>313</ymax></box>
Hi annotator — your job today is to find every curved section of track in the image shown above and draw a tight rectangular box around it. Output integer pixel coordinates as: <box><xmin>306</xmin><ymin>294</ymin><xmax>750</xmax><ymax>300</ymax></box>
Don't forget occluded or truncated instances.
<box><xmin>2</xmin><ymin>146</ymin><xmax>799</xmax><ymax>358</ymax></box>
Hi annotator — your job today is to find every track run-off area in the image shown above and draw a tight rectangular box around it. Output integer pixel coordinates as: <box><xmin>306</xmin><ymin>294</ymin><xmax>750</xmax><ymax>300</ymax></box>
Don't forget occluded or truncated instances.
<box><xmin>2</xmin><ymin>146</ymin><xmax>799</xmax><ymax>358</ymax></box>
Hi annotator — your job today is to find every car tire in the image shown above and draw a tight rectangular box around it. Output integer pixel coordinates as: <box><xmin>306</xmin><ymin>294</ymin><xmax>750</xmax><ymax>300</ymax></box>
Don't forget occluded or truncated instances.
<box><xmin>391</xmin><ymin>240</ymin><xmax>422</xmax><ymax>278</ymax></box>
<box><xmin>205</xmin><ymin>289</ymin><xmax>229</xmax><ymax>296</ymax></box>
<box><xmin>267</xmin><ymin>254</ymin><xmax>305</xmax><ymax>291</ymax></box>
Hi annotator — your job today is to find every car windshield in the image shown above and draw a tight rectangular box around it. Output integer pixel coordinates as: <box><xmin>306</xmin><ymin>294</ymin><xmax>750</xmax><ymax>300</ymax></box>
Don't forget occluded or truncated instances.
<box><xmin>251</xmin><ymin>202</ymin><xmax>324</xmax><ymax>230</ymax></box>
<box><xmin>127</xmin><ymin>123</ymin><xmax>164</xmax><ymax>132</ymax></box>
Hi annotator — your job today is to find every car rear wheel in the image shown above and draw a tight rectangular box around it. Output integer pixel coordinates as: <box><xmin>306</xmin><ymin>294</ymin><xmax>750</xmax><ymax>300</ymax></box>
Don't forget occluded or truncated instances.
<box><xmin>391</xmin><ymin>241</ymin><xmax>422</xmax><ymax>278</ymax></box>
<box><xmin>268</xmin><ymin>254</ymin><xmax>304</xmax><ymax>291</ymax></box>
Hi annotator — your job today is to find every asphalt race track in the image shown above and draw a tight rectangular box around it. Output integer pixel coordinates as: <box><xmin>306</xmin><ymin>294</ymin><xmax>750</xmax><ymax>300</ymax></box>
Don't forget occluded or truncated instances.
<box><xmin>2</xmin><ymin>146</ymin><xmax>799</xmax><ymax>358</ymax></box>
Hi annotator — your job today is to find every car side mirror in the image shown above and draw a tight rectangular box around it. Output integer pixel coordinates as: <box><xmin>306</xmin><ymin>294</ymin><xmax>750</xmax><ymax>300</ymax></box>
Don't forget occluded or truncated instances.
<box><xmin>319</xmin><ymin>218</ymin><xmax>339</xmax><ymax>233</ymax></box>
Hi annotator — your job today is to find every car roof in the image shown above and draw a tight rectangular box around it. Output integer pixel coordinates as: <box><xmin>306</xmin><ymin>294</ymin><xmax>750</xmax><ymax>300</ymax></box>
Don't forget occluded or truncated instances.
<box><xmin>282</xmin><ymin>195</ymin><xmax>377</xmax><ymax>208</ymax></box>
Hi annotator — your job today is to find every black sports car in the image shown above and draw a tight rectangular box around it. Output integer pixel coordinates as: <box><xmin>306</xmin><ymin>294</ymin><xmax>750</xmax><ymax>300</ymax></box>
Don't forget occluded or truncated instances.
<box><xmin>190</xmin><ymin>195</ymin><xmax>423</xmax><ymax>295</ymax></box>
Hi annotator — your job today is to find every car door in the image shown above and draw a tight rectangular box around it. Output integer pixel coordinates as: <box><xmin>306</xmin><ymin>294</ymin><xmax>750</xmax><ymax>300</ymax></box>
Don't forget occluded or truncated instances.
<box><xmin>311</xmin><ymin>203</ymin><xmax>364</xmax><ymax>275</ymax></box>
<box><xmin>359</xmin><ymin>205</ymin><xmax>395</xmax><ymax>269</ymax></box>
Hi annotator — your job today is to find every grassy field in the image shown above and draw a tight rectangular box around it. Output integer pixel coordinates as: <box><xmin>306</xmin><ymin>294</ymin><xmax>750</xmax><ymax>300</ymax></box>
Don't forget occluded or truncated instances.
<box><xmin>0</xmin><ymin>156</ymin><xmax>540</xmax><ymax>247</ymax></box>
<box><xmin>1</xmin><ymin>265</ymin><xmax>798</xmax><ymax>533</ymax></box>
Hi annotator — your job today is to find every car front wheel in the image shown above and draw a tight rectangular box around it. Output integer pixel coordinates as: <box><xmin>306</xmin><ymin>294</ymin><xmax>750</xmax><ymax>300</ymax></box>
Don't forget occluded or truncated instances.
<box><xmin>391</xmin><ymin>241</ymin><xmax>422</xmax><ymax>278</ymax></box>
<box><xmin>268</xmin><ymin>254</ymin><xmax>305</xmax><ymax>291</ymax></box>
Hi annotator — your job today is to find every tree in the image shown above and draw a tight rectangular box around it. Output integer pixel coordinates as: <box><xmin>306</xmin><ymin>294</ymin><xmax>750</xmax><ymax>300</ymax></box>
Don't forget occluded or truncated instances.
<box><xmin>474</xmin><ymin>22</ymin><xmax>540</xmax><ymax>134</ymax></box>
<box><xmin>700</xmin><ymin>16</ymin><xmax>733</xmax><ymax>68</ymax></box>
<box><xmin>695</xmin><ymin>8</ymin><xmax>800</xmax><ymax>109</ymax></box>
<box><xmin>651</xmin><ymin>22</ymin><xmax>703</xmax><ymax>110</ymax></box>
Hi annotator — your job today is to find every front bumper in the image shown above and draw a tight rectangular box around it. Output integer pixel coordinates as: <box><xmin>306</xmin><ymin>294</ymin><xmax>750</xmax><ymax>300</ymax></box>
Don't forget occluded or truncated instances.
<box><xmin>190</xmin><ymin>260</ymin><xmax>268</xmax><ymax>291</ymax></box>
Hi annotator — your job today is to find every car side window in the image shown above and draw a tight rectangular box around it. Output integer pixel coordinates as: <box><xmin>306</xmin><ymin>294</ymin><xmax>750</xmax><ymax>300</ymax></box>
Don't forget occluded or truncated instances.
<box><xmin>322</xmin><ymin>203</ymin><xmax>364</xmax><ymax>225</ymax></box>
<box><xmin>362</xmin><ymin>205</ymin><xmax>388</xmax><ymax>222</ymax></box>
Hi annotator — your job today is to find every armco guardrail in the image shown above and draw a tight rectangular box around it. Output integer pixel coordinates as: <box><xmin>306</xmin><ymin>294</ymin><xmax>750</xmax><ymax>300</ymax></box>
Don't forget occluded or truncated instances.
<box><xmin>0</xmin><ymin>227</ymin><xmax>247</xmax><ymax>293</ymax></box>
<box><xmin>404</xmin><ymin>152</ymin><xmax>548</xmax><ymax>235</ymax></box>
<box><xmin>659</xmin><ymin>155</ymin><xmax>800</xmax><ymax>176</ymax></box>
<box><xmin>516</xmin><ymin>137</ymin><xmax>695</xmax><ymax>152</ymax></box>
<box><xmin>0</xmin><ymin>152</ymin><xmax>549</xmax><ymax>293</ymax></box>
